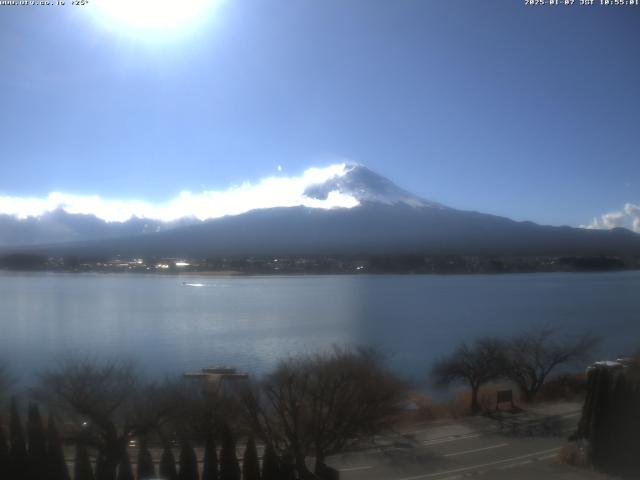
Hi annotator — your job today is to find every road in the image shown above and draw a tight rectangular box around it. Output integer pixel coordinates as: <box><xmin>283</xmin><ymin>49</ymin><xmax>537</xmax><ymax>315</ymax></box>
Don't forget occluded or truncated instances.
<box><xmin>327</xmin><ymin>403</ymin><xmax>607</xmax><ymax>480</ymax></box>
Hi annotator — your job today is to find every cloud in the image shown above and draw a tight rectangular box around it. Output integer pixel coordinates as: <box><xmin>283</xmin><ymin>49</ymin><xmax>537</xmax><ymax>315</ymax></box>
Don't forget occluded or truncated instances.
<box><xmin>0</xmin><ymin>164</ymin><xmax>359</xmax><ymax>223</ymax></box>
<box><xmin>582</xmin><ymin>203</ymin><xmax>640</xmax><ymax>233</ymax></box>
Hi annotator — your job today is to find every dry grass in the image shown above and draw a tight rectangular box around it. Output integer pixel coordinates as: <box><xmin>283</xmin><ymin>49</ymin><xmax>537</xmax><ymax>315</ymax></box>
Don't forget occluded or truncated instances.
<box><xmin>397</xmin><ymin>383</ymin><xmax>521</xmax><ymax>423</ymax></box>
<box><xmin>397</xmin><ymin>374</ymin><xmax>587</xmax><ymax>425</ymax></box>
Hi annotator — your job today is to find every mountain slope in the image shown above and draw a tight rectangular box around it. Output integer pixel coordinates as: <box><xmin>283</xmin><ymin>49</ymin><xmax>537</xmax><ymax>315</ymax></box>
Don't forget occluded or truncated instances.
<box><xmin>0</xmin><ymin>208</ymin><xmax>197</xmax><ymax>247</ymax></box>
<box><xmin>304</xmin><ymin>164</ymin><xmax>443</xmax><ymax>208</ymax></box>
<box><xmin>23</xmin><ymin>203</ymin><xmax>640</xmax><ymax>258</ymax></box>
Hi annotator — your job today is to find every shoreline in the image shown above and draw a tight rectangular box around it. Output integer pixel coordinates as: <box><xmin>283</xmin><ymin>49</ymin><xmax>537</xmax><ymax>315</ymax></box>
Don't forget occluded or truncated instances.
<box><xmin>1</xmin><ymin>267</ymin><xmax>639</xmax><ymax>277</ymax></box>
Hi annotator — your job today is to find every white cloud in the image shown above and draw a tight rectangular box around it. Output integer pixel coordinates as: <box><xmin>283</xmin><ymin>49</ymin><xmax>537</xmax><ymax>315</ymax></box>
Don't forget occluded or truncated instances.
<box><xmin>582</xmin><ymin>202</ymin><xmax>640</xmax><ymax>233</ymax></box>
<box><xmin>0</xmin><ymin>164</ymin><xmax>359</xmax><ymax>223</ymax></box>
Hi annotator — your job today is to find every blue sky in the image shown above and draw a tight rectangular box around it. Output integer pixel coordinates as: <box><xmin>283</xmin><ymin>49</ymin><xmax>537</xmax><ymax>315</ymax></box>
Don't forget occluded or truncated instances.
<box><xmin>0</xmin><ymin>0</ymin><xmax>638</xmax><ymax>228</ymax></box>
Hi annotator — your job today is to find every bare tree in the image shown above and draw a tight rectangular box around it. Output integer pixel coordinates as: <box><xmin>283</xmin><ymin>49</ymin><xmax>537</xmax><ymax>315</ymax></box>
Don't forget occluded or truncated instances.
<box><xmin>130</xmin><ymin>378</ymin><xmax>205</xmax><ymax>441</ymax></box>
<box><xmin>140</xmin><ymin>376</ymin><xmax>242</xmax><ymax>444</ymax></box>
<box><xmin>34</xmin><ymin>356</ymin><xmax>236</xmax><ymax>480</ymax></box>
<box><xmin>505</xmin><ymin>329</ymin><xmax>600</xmax><ymax>402</ymax></box>
<box><xmin>33</xmin><ymin>358</ymin><xmax>144</xmax><ymax>479</ymax></box>
<box><xmin>431</xmin><ymin>337</ymin><xmax>507</xmax><ymax>413</ymax></box>
<box><xmin>241</xmin><ymin>346</ymin><xmax>407</xmax><ymax>479</ymax></box>
<box><xmin>34</xmin><ymin>358</ymin><xmax>182</xmax><ymax>476</ymax></box>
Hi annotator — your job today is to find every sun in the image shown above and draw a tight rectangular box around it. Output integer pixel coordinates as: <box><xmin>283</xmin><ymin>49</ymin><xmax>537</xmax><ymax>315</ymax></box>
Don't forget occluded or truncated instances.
<box><xmin>92</xmin><ymin>0</ymin><xmax>215</xmax><ymax>35</ymax></box>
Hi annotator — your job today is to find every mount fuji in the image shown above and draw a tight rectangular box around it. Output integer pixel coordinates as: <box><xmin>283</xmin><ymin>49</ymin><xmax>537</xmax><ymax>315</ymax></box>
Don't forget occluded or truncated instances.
<box><xmin>2</xmin><ymin>164</ymin><xmax>640</xmax><ymax>258</ymax></box>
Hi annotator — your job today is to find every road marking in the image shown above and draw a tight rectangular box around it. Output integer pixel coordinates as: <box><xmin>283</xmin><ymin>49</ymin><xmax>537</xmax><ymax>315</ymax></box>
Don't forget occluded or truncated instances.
<box><xmin>359</xmin><ymin>446</ymin><xmax>405</xmax><ymax>454</ymax></box>
<box><xmin>562</xmin><ymin>411</ymin><xmax>581</xmax><ymax>418</ymax></box>
<box><xmin>422</xmin><ymin>433</ymin><xmax>481</xmax><ymax>446</ymax></box>
<box><xmin>339</xmin><ymin>465</ymin><xmax>373</xmax><ymax>472</ymax></box>
<box><xmin>394</xmin><ymin>447</ymin><xmax>561</xmax><ymax>480</ymax></box>
<box><xmin>495</xmin><ymin>452</ymin><xmax>558</xmax><ymax>470</ymax></box>
<box><xmin>443</xmin><ymin>443</ymin><xmax>509</xmax><ymax>457</ymax></box>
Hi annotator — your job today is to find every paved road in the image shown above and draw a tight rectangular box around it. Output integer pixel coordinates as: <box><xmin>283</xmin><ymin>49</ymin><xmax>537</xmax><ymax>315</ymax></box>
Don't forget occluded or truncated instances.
<box><xmin>327</xmin><ymin>404</ymin><xmax>607</xmax><ymax>480</ymax></box>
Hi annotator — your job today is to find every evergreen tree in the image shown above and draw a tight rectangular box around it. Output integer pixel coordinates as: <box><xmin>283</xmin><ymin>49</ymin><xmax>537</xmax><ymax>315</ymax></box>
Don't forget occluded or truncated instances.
<box><xmin>74</xmin><ymin>443</ymin><xmax>95</xmax><ymax>480</ymax></box>
<box><xmin>280</xmin><ymin>452</ymin><xmax>296</xmax><ymax>480</ymax></box>
<box><xmin>47</xmin><ymin>416</ymin><xmax>71</xmax><ymax>480</ymax></box>
<box><xmin>160</xmin><ymin>446</ymin><xmax>179</xmax><ymax>480</ymax></box>
<box><xmin>95</xmin><ymin>452</ymin><xmax>116</xmax><ymax>480</ymax></box>
<box><xmin>136</xmin><ymin>442</ymin><xmax>156</xmax><ymax>480</ymax></box>
<box><xmin>219</xmin><ymin>425</ymin><xmax>240</xmax><ymax>480</ymax></box>
<box><xmin>179</xmin><ymin>442</ymin><xmax>199</xmax><ymax>480</ymax></box>
<box><xmin>260</xmin><ymin>444</ymin><xmax>280</xmax><ymax>480</ymax></box>
<box><xmin>27</xmin><ymin>403</ymin><xmax>48</xmax><ymax>480</ymax></box>
<box><xmin>242</xmin><ymin>437</ymin><xmax>260</xmax><ymax>480</ymax></box>
<box><xmin>116</xmin><ymin>450</ymin><xmax>134</xmax><ymax>480</ymax></box>
<box><xmin>9</xmin><ymin>398</ymin><xmax>28</xmax><ymax>480</ymax></box>
<box><xmin>0</xmin><ymin>423</ymin><xmax>9</xmax><ymax>480</ymax></box>
<box><xmin>201</xmin><ymin>433</ymin><xmax>218</xmax><ymax>480</ymax></box>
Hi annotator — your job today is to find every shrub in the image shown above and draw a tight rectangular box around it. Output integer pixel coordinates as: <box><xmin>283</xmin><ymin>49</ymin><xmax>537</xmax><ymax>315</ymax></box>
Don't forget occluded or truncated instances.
<box><xmin>538</xmin><ymin>373</ymin><xmax>587</xmax><ymax>402</ymax></box>
<box><xmin>74</xmin><ymin>444</ymin><xmax>95</xmax><ymax>480</ymax></box>
<box><xmin>116</xmin><ymin>451</ymin><xmax>134</xmax><ymax>480</ymax></box>
<box><xmin>242</xmin><ymin>436</ymin><xmax>260</xmax><ymax>480</ymax></box>
<box><xmin>201</xmin><ymin>433</ymin><xmax>218</xmax><ymax>480</ymax></box>
<box><xmin>136</xmin><ymin>442</ymin><xmax>155</xmax><ymax>480</ymax></box>
<box><xmin>160</xmin><ymin>447</ymin><xmax>178</xmax><ymax>480</ymax></box>
<box><xmin>219</xmin><ymin>425</ymin><xmax>240</xmax><ymax>480</ymax></box>
<box><xmin>178</xmin><ymin>442</ymin><xmax>198</xmax><ymax>480</ymax></box>
<box><xmin>47</xmin><ymin>417</ymin><xmax>71</xmax><ymax>480</ymax></box>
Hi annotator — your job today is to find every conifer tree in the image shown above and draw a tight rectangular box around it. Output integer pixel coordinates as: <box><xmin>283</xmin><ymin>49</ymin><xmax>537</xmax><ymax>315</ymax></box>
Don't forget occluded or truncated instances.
<box><xmin>95</xmin><ymin>452</ymin><xmax>116</xmax><ymax>480</ymax></box>
<box><xmin>136</xmin><ymin>442</ymin><xmax>156</xmax><ymax>480</ymax></box>
<box><xmin>260</xmin><ymin>444</ymin><xmax>280</xmax><ymax>480</ymax></box>
<box><xmin>0</xmin><ymin>423</ymin><xmax>9</xmax><ymax>480</ymax></box>
<box><xmin>160</xmin><ymin>446</ymin><xmax>179</xmax><ymax>480</ymax></box>
<box><xmin>219</xmin><ymin>425</ymin><xmax>240</xmax><ymax>480</ymax></box>
<box><xmin>280</xmin><ymin>452</ymin><xmax>298</xmax><ymax>480</ymax></box>
<box><xmin>116</xmin><ymin>450</ymin><xmax>134</xmax><ymax>480</ymax></box>
<box><xmin>280</xmin><ymin>452</ymin><xmax>296</xmax><ymax>480</ymax></box>
<box><xmin>27</xmin><ymin>403</ymin><xmax>47</xmax><ymax>480</ymax></box>
<box><xmin>47</xmin><ymin>416</ymin><xmax>71</xmax><ymax>480</ymax></box>
<box><xmin>179</xmin><ymin>442</ymin><xmax>199</xmax><ymax>480</ymax></box>
<box><xmin>201</xmin><ymin>433</ymin><xmax>218</xmax><ymax>480</ymax></box>
<box><xmin>10</xmin><ymin>398</ymin><xmax>28</xmax><ymax>480</ymax></box>
<box><xmin>74</xmin><ymin>443</ymin><xmax>95</xmax><ymax>480</ymax></box>
<box><xmin>242</xmin><ymin>437</ymin><xmax>260</xmax><ymax>480</ymax></box>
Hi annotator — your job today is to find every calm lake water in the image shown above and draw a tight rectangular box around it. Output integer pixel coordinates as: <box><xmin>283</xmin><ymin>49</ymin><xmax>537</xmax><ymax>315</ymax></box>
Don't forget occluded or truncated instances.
<box><xmin>1</xmin><ymin>271</ymin><xmax>639</xmax><ymax>386</ymax></box>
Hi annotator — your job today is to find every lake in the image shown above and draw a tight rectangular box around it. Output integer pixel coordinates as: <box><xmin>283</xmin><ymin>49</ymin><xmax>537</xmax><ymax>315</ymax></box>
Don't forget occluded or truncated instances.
<box><xmin>1</xmin><ymin>271</ymin><xmax>639</xmax><ymax>387</ymax></box>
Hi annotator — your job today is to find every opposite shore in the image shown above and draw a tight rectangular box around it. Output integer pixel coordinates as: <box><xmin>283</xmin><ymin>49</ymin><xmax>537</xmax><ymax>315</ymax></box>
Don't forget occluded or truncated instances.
<box><xmin>1</xmin><ymin>252</ymin><xmax>640</xmax><ymax>276</ymax></box>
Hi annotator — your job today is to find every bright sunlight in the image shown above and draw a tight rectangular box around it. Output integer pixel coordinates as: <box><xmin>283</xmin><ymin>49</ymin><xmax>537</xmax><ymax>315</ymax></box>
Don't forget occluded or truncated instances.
<box><xmin>91</xmin><ymin>0</ymin><xmax>215</xmax><ymax>35</ymax></box>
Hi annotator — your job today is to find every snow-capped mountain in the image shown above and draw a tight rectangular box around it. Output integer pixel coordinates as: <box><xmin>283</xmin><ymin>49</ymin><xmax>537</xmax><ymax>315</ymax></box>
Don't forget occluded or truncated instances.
<box><xmin>1</xmin><ymin>164</ymin><xmax>639</xmax><ymax>257</ymax></box>
<box><xmin>304</xmin><ymin>164</ymin><xmax>444</xmax><ymax>208</ymax></box>
<box><xmin>0</xmin><ymin>164</ymin><xmax>436</xmax><ymax>247</ymax></box>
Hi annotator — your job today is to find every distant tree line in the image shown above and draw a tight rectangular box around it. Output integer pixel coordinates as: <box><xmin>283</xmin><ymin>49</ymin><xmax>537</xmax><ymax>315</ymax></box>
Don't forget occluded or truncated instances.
<box><xmin>0</xmin><ymin>254</ymin><xmax>48</xmax><ymax>270</ymax></box>
<box><xmin>2</xmin><ymin>253</ymin><xmax>637</xmax><ymax>274</ymax></box>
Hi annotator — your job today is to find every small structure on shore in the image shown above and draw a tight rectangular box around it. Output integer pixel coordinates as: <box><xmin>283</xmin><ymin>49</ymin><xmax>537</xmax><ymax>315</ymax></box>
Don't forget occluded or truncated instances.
<box><xmin>184</xmin><ymin>366</ymin><xmax>249</xmax><ymax>392</ymax></box>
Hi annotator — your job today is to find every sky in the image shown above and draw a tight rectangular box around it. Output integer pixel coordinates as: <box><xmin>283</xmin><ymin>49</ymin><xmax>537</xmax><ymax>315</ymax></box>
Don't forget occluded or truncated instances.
<box><xmin>0</xmin><ymin>0</ymin><xmax>639</xmax><ymax>230</ymax></box>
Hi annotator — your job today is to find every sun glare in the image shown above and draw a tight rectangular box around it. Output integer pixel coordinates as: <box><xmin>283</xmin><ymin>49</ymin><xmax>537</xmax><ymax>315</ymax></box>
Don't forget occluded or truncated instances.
<box><xmin>92</xmin><ymin>0</ymin><xmax>214</xmax><ymax>35</ymax></box>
